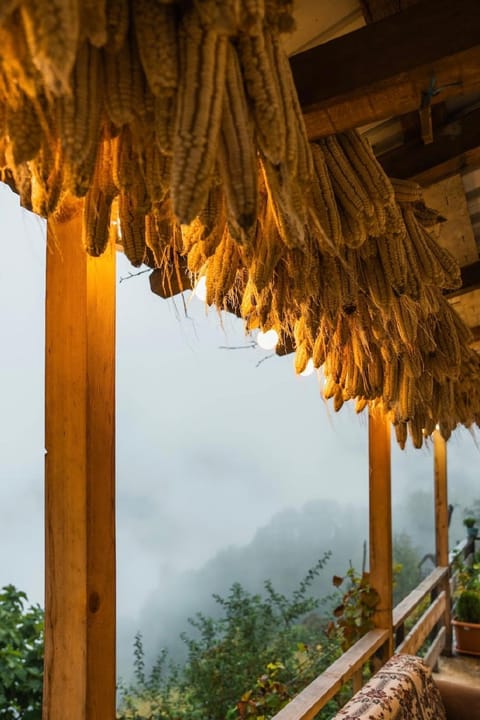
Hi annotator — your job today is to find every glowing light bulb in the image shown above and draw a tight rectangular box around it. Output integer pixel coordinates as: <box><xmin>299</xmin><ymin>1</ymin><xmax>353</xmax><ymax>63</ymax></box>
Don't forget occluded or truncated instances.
<box><xmin>257</xmin><ymin>329</ymin><xmax>279</xmax><ymax>350</ymax></box>
<box><xmin>300</xmin><ymin>358</ymin><xmax>315</xmax><ymax>377</ymax></box>
<box><xmin>193</xmin><ymin>276</ymin><xmax>207</xmax><ymax>302</ymax></box>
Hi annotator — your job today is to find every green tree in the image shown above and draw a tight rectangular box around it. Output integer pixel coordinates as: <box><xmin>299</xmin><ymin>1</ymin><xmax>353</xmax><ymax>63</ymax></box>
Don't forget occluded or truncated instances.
<box><xmin>393</xmin><ymin>533</ymin><xmax>422</xmax><ymax>606</ymax></box>
<box><xmin>0</xmin><ymin>585</ymin><xmax>44</xmax><ymax>720</ymax></box>
<box><xmin>117</xmin><ymin>554</ymin><xmax>339</xmax><ymax>720</ymax></box>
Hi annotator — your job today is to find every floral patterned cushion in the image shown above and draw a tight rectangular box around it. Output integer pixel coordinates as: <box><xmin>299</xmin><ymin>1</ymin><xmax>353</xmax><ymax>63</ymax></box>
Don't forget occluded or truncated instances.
<box><xmin>333</xmin><ymin>654</ymin><xmax>447</xmax><ymax>720</ymax></box>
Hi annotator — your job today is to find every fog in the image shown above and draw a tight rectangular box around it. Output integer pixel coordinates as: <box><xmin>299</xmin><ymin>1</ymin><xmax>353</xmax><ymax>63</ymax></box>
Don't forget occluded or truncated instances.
<box><xmin>0</xmin><ymin>185</ymin><xmax>478</xmax><ymax>680</ymax></box>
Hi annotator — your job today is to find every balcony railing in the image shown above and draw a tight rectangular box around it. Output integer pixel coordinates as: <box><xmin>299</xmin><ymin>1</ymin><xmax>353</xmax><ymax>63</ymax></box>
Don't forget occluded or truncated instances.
<box><xmin>272</xmin><ymin>536</ymin><xmax>477</xmax><ymax>720</ymax></box>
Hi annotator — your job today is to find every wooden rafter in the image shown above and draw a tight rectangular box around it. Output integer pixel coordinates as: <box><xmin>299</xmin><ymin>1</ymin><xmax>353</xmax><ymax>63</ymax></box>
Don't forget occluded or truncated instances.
<box><xmin>471</xmin><ymin>325</ymin><xmax>480</xmax><ymax>343</ymax></box>
<box><xmin>446</xmin><ymin>260</ymin><xmax>480</xmax><ymax>298</ymax></box>
<box><xmin>360</xmin><ymin>0</ymin><xmax>420</xmax><ymax>23</ymax></box>
<box><xmin>291</xmin><ymin>0</ymin><xmax>480</xmax><ymax>138</ymax></box>
<box><xmin>378</xmin><ymin>108</ymin><xmax>480</xmax><ymax>185</ymax></box>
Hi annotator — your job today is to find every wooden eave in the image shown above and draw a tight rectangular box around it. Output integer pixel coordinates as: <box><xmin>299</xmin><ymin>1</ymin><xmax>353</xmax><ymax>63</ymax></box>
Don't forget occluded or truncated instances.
<box><xmin>290</xmin><ymin>0</ymin><xmax>480</xmax><ymax>139</ymax></box>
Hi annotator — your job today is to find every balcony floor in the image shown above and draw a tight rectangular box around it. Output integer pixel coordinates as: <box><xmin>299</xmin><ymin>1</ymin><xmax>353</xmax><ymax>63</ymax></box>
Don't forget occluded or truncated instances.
<box><xmin>436</xmin><ymin>653</ymin><xmax>480</xmax><ymax>684</ymax></box>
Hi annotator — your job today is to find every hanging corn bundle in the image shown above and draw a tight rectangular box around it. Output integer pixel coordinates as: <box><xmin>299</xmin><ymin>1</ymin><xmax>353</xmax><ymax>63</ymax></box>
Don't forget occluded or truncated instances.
<box><xmin>0</xmin><ymin>0</ymin><xmax>479</xmax><ymax>447</ymax></box>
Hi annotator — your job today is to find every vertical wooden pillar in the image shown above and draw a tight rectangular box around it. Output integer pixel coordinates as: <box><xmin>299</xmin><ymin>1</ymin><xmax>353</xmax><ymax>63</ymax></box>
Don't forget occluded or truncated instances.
<box><xmin>368</xmin><ymin>408</ymin><xmax>394</xmax><ymax>660</ymax></box>
<box><xmin>43</xmin><ymin>212</ymin><xmax>116</xmax><ymax>719</ymax></box>
<box><xmin>433</xmin><ymin>430</ymin><xmax>452</xmax><ymax>656</ymax></box>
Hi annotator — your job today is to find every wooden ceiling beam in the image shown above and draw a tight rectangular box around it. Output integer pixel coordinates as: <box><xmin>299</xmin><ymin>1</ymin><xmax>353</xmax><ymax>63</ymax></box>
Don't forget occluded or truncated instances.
<box><xmin>360</xmin><ymin>0</ymin><xmax>420</xmax><ymax>24</ymax></box>
<box><xmin>377</xmin><ymin>107</ymin><xmax>480</xmax><ymax>186</ymax></box>
<box><xmin>471</xmin><ymin>325</ymin><xmax>480</xmax><ymax>342</ymax></box>
<box><xmin>446</xmin><ymin>261</ymin><xmax>480</xmax><ymax>298</ymax></box>
<box><xmin>291</xmin><ymin>0</ymin><xmax>480</xmax><ymax>138</ymax></box>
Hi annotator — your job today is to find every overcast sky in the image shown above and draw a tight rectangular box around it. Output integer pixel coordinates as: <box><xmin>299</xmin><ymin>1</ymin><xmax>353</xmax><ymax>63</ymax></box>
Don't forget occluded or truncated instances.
<box><xmin>1</xmin><ymin>183</ymin><xmax>478</xmax><ymax>643</ymax></box>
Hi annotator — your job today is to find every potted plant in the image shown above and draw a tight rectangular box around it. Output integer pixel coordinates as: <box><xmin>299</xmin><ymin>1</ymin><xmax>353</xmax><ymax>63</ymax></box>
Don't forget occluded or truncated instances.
<box><xmin>452</xmin><ymin>554</ymin><xmax>480</xmax><ymax>656</ymax></box>
<box><xmin>463</xmin><ymin>517</ymin><xmax>479</xmax><ymax>540</ymax></box>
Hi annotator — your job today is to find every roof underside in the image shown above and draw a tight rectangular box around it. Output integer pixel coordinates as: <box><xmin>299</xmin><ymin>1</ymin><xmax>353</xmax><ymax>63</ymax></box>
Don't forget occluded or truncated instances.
<box><xmin>0</xmin><ymin>0</ymin><xmax>479</xmax><ymax>448</ymax></box>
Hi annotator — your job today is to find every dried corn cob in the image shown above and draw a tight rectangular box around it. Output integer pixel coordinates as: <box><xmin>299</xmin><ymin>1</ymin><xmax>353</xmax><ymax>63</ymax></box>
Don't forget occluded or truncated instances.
<box><xmin>355</xmin><ymin>397</ymin><xmax>368</xmax><ymax>414</ymax></box>
<box><xmin>408</xmin><ymin>414</ymin><xmax>424</xmax><ymax>449</ymax></box>
<box><xmin>339</xmin><ymin>131</ymin><xmax>394</xmax><ymax>204</ymax></box>
<box><xmin>239</xmin><ymin>0</ymin><xmax>265</xmax><ymax>33</ymax></box>
<box><xmin>261</xmin><ymin>158</ymin><xmax>306</xmax><ymax>248</ymax></box>
<box><xmin>321</xmin><ymin>135</ymin><xmax>372</xmax><ymax>222</ymax></box>
<box><xmin>206</xmin><ymin>230</ymin><xmax>240</xmax><ymax>306</ymax></box>
<box><xmin>294</xmin><ymin>340</ymin><xmax>311</xmax><ymax>375</ymax></box>
<box><xmin>118</xmin><ymin>189</ymin><xmax>147</xmax><ymax>267</ymax></box>
<box><xmin>394</xmin><ymin>421</ymin><xmax>408</xmax><ymax>450</ymax></box>
<box><xmin>390</xmin><ymin>177</ymin><xmax>424</xmax><ymax>205</ymax></box>
<box><xmin>29</xmin><ymin>140</ymin><xmax>64</xmax><ymax>216</ymax></box>
<box><xmin>154</xmin><ymin>93</ymin><xmax>176</xmax><ymax>155</ymax></box>
<box><xmin>103</xmin><ymin>33</ymin><xmax>143</xmax><ymax>129</ymax></box>
<box><xmin>133</xmin><ymin>0</ymin><xmax>177</xmax><ymax>96</ymax></box>
<box><xmin>374</xmin><ymin>232</ymin><xmax>408</xmax><ymax>296</ymax></box>
<box><xmin>81</xmin><ymin>0</ymin><xmax>107</xmax><ymax>47</ymax></box>
<box><xmin>310</xmin><ymin>143</ymin><xmax>342</xmax><ymax>249</ymax></box>
<box><xmin>57</xmin><ymin>43</ymin><xmax>103</xmax><ymax>171</ymax></box>
<box><xmin>20</xmin><ymin>0</ymin><xmax>79</xmax><ymax>95</ymax></box>
<box><xmin>217</xmin><ymin>43</ymin><xmax>258</xmax><ymax>242</ymax></box>
<box><xmin>105</xmin><ymin>0</ymin><xmax>129</xmax><ymax>53</ymax></box>
<box><xmin>171</xmin><ymin>10</ymin><xmax>228</xmax><ymax>223</ymax></box>
<box><xmin>83</xmin><ymin>138</ymin><xmax>118</xmax><ymax>256</ymax></box>
<box><xmin>0</xmin><ymin>11</ymin><xmax>41</xmax><ymax>99</ymax></box>
<box><xmin>142</xmin><ymin>141</ymin><xmax>170</xmax><ymax>205</ymax></box>
<box><xmin>6</xmin><ymin>90</ymin><xmax>43</xmax><ymax>164</ymax></box>
<box><xmin>269</xmin><ymin>32</ymin><xmax>312</xmax><ymax>181</ymax></box>
<box><xmin>237</xmin><ymin>29</ymin><xmax>285</xmax><ymax>164</ymax></box>
<box><xmin>362</xmin><ymin>254</ymin><xmax>393</xmax><ymax>311</ymax></box>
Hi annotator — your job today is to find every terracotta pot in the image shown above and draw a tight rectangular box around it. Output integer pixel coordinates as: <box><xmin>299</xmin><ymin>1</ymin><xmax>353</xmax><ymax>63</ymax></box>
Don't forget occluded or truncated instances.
<box><xmin>452</xmin><ymin>619</ymin><xmax>480</xmax><ymax>656</ymax></box>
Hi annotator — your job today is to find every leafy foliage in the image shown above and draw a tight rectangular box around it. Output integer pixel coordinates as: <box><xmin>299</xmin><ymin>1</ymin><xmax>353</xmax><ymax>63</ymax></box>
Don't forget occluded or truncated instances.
<box><xmin>117</xmin><ymin>554</ymin><xmax>345</xmax><ymax>720</ymax></box>
<box><xmin>452</xmin><ymin>550</ymin><xmax>480</xmax><ymax>623</ymax></box>
<box><xmin>456</xmin><ymin>590</ymin><xmax>480</xmax><ymax>624</ymax></box>
<box><xmin>0</xmin><ymin>585</ymin><xmax>43</xmax><ymax>720</ymax></box>
<box><xmin>392</xmin><ymin>533</ymin><xmax>422</xmax><ymax>606</ymax></box>
<box><xmin>328</xmin><ymin>567</ymin><xmax>379</xmax><ymax>651</ymax></box>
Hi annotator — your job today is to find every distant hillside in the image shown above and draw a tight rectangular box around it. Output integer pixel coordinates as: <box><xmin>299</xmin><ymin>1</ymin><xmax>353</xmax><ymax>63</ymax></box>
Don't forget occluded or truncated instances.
<box><xmin>120</xmin><ymin>499</ymin><xmax>369</xmax><ymax>674</ymax></box>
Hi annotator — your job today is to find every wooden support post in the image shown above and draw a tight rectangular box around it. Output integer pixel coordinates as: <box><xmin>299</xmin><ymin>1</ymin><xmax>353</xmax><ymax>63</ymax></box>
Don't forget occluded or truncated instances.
<box><xmin>43</xmin><ymin>212</ymin><xmax>116</xmax><ymax>719</ymax></box>
<box><xmin>433</xmin><ymin>430</ymin><xmax>452</xmax><ymax>657</ymax></box>
<box><xmin>368</xmin><ymin>408</ymin><xmax>394</xmax><ymax>663</ymax></box>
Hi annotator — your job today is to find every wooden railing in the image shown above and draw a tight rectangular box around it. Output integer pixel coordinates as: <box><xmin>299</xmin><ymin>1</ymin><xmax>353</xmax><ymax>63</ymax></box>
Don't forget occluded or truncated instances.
<box><xmin>272</xmin><ymin>536</ymin><xmax>477</xmax><ymax>720</ymax></box>
<box><xmin>271</xmin><ymin>629</ymin><xmax>389</xmax><ymax>720</ymax></box>
<box><xmin>393</xmin><ymin>566</ymin><xmax>449</xmax><ymax>667</ymax></box>
<box><xmin>272</xmin><ymin>565</ymin><xmax>453</xmax><ymax>720</ymax></box>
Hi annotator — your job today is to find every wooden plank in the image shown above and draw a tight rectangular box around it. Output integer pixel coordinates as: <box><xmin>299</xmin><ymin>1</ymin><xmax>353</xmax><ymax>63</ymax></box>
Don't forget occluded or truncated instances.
<box><xmin>378</xmin><ymin>108</ymin><xmax>480</xmax><ymax>186</ymax></box>
<box><xmin>393</xmin><ymin>567</ymin><xmax>448</xmax><ymax>629</ymax></box>
<box><xmin>447</xmin><ymin>261</ymin><xmax>480</xmax><ymax>298</ymax></box>
<box><xmin>86</xmin><ymin>237</ymin><xmax>116</xmax><ymax>717</ymax></box>
<box><xmin>423</xmin><ymin>626</ymin><xmax>446</xmax><ymax>669</ymax></box>
<box><xmin>271</xmin><ymin>629</ymin><xmax>389</xmax><ymax>720</ymax></box>
<box><xmin>368</xmin><ymin>408</ymin><xmax>394</xmax><ymax>659</ymax></box>
<box><xmin>360</xmin><ymin>0</ymin><xmax>420</xmax><ymax>23</ymax></box>
<box><xmin>352</xmin><ymin>668</ymin><xmax>363</xmax><ymax>694</ymax></box>
<box><xmin>448</xmin><ymin>291</ymin><xmax>480</xmax><ymax>349</ymax></box>
<box><xmin>396</xmin><ymin>592</ymin><xmax>447</xmax><ymax>655</ymax></box>
<box><xmin>423</xmin><ymin>176</ymin><xmax>478</xmax><ymax>267</ymax></box>
<box><xmin>433</xmin><ymin>430</ymin><xmax>451</xmax><ymax>656</ymax></box>
<box><xmin>290</xmin><ymin>0</ymin><xmax>480</xmax><ymax>137</ymax></box>
<box><xmin>433</xmin><ymin>430</ymin><xmax>449</xmax><ymax>567</ymax></box>
<box><xmin>43</xmin><ymin>213</ymin><xmax>116</xmax><ymax>720</ymax></box>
